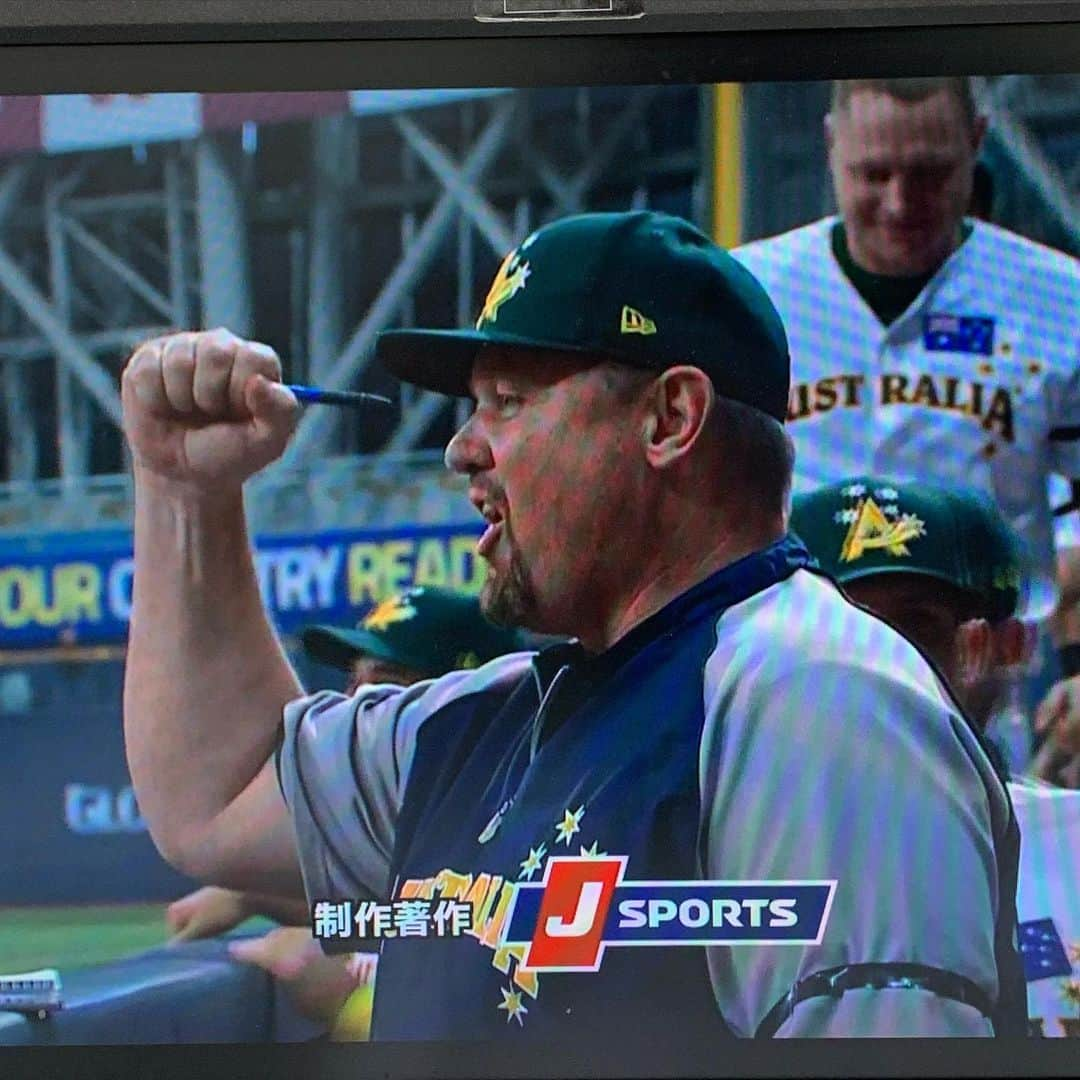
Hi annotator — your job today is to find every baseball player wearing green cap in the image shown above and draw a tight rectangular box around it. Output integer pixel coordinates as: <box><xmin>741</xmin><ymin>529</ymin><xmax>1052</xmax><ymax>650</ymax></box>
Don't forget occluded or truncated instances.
<box><xmin>791</xmin><ymin>476</ymin><xmax>1080</xmax><ymax>1036</ymax></box>
<box><xmin>790</xmin><ymin>479</ymin><xmax>1030</xmax><ymax>711</ymax></box>
<box><xmin>302</xmin><ymin>585</ymin><xmax>527</xmax><ymax>692</ymax></box>
<box><xmin>123</xmin><ymin>210</ymin><xmax>1024</xmax><ymax>1041</ymax></box>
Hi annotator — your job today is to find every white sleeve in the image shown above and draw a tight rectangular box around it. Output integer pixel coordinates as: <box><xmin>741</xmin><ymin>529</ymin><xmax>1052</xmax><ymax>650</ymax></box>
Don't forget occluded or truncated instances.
<box><xmin>1046</xmin><ymin>342</ymin><xmax>1080</xmax><ymax>478</ymax></box>
<box><xmin>700</xmin><ymin>657</ymin><xmax>1005</xmax><ymax>1037</ymax></box>
<box><xmin>276</xmin><ymin>680</ymin><xmax>436</xmax><ymax>905</ymax></box>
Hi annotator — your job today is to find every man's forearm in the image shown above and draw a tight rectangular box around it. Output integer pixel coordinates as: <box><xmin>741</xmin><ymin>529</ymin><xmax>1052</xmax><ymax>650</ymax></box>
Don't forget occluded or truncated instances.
<box><xmin>124</xmin><ymin>465</ymin><xmax>302</xmax><ymax>878</ymax></box>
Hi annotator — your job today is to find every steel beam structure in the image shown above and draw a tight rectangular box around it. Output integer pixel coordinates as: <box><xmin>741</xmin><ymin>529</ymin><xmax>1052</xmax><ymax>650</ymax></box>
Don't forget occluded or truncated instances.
<box><xmin>196</xmin><ymin>134</ymin><xmax>254</xmax><ymax>336</ymax></box>
<box><xmin>0</xmin><ymin>85</ymin><xmax>725</xmax><ymax>532</ymax></box>
<box><xmin>284</xmin><ymin>94</ymin><xmax>519</xmax><ymax>464</ymax></box>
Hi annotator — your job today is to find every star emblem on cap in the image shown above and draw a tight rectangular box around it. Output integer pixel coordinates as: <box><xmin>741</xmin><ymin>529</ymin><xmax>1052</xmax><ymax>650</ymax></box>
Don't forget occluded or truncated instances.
<box><xmin>555</xmin><ymin>806</ymin><xmax>586</xmax><ymax>846</ymax></box>
<box><xmin>498</xmin><ymin>986</ymin><xmax>529</xmax><ymax>1026</ymax></box>
<box><xmin>841</xmin><ymin>484</ymin><xmax>867</xmax><ymax>498</ymax></box>
<box><xmin>839</xmin><ymin>497</ymin><xmax>926</xmax><ymax>563</ymax></box>
<box><xmin>362</xmin><ymin>594</ymin><xmax>418</xmax><ymax>632</ymax></box>
<box><xmin>477</xmin><ymin>251</ymin><xmax>531</xmax><ymax>327</ymax></box>
<box><xmin>518</xmin><ymin>843</ymin><xmax>547</xmax><ymax>881</ymax></box>
<box><xmin>579</xmin><ymin>840</ymin><xmax>608</xmax><ymax>859</ymax></box>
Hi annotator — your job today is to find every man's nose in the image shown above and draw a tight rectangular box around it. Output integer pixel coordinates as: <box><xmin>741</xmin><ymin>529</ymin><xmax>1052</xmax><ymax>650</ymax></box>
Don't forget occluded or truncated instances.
<box><xmin>882</xmin><ymin>174</ymin><xmax>914</xmax><ymax>218</ymax></box>
<box><xmin>445</xmin><ymin>413</ymin><xmax>493</xmax><ymax>475</ymax></box>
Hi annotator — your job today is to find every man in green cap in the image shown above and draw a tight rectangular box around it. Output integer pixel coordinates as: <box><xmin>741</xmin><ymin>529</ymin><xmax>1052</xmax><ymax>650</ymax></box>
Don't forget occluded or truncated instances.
<box><xmin>302</xmin><ymin>585</ymin><xmax>528</xmax><ymax>695</ymax></box>
<box><xmin>122</xmin><ymin>210</ymin><xmax>1024</xmax><ymax>1039</ymax></box>
<box><xmin>791</xmin><ymin>476</ymin><xmax>1080</xmax><ymax>1035</ymax></box>
<box><xmin>789</xmin><ymin>478</ymin><xmax>1033</xmax><ymax>766</ymax></box>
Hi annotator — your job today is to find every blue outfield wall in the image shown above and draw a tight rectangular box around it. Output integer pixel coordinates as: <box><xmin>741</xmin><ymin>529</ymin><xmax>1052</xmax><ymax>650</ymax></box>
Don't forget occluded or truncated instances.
<box><xmin>0</xmin><ymin>521</ymin><xmax>484</xmax><ymax>904</ymax></box>
<box><xmin>1</xmin><ymin>656</ymin><xmax>196</xmax><ymax>905</ymax></box>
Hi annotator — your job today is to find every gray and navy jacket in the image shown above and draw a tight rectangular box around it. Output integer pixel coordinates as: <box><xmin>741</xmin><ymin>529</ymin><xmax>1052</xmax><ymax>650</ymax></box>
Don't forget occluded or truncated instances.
<box><xmin>278</xmin><ymin>536</ymin><xmax>1026</xmax><ymax>1040</ymax></box>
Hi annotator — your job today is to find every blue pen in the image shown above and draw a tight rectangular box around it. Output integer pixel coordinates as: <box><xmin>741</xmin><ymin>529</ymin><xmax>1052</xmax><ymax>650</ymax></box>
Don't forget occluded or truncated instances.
<box><xmin>285</xmin><ymin>384</ymin><xmax>394</xmax><ymax>409</ymax></box>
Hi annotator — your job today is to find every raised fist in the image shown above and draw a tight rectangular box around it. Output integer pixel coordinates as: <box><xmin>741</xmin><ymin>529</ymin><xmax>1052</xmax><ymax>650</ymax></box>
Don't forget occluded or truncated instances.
<box><xmin>121</xmin><ymin>327</ymin><xmax>299</xmax><ymax>492</ymax></box>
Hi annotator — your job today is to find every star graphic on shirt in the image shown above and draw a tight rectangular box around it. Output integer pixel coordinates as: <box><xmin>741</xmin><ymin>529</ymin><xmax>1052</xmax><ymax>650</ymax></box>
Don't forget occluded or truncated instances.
<box><xmin>882</xmin><ymin>504</ymin><xmax>899</xmax><ymax>518</ymax></box>
<box><xmin>498</xmin><ymin>986</ymin><xmax>529</xmax><ymax>1026</ymax></box>
<box><xmin>518</xmin><ymin>843</ymin><xmax>547</xmax><ymax>881</ymax></box>
<box><xmin>841</xmin><ymin>483</ymin><xmax>866</xmax><ymax>498</ymax></box>
<box><xmin>579</xmin><ymin>840</ymin><xmax>607</xmax><ymax>858</ymax></box>
<box><xmin>875</xmin><ymin>488</ymin><xmax>898</xmax><ymax>501</ymax></box>
<box><xmin>555</xmin><ymin>805</ymin><xmax>586</xmax><ymax>846</ymax></box>
<box><xmin>834</xmin><ymin>509</ymin><xmax>857</xmax><ymax>525</ymax></box>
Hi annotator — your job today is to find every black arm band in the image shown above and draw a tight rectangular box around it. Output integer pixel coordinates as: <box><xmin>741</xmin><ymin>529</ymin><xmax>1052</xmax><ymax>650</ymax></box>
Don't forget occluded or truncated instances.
<box><xmin>1058</xmin><ymin>644</ymin><xmax>1080</xmax><ymax>678</ymax></box>
<box><xmin>754</xmin><ymin>962</ymin><xmax>995</xmax><ymax>1038</ymax></box>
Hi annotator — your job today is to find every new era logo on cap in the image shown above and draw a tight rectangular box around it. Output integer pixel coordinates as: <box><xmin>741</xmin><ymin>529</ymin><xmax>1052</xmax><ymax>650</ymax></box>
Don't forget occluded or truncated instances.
<box><xmin>620</xmin><ymin>305</ymin><xmax>656</xmax><ymax>336</ymax></box>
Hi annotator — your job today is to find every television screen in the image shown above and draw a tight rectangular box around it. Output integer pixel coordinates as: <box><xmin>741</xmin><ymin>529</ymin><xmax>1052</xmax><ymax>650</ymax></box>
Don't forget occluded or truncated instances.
<box><xmin>0</xmin><ymin>6</ymin><xmax>1077</xmax><ymax>1078</ymax></box>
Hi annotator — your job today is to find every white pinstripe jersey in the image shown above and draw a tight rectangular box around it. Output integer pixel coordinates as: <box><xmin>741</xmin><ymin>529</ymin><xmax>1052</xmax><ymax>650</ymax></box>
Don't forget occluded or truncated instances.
<box><xmin>734</xmin><ymin>217</ymin><xmax>1080</xmax><ymax>616</ymax></box>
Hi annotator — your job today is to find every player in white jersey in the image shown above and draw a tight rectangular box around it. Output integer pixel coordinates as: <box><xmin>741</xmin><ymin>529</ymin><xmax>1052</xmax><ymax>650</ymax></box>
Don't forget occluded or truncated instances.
<box><xmin>733</xmin><ymin>75</ymin><xmax>1080</xmax><ymax>771</ymax></box>
<box><xmin>792</xmin><ymin>476</ymin><xmax>1080</xmax><ymax>1034</ymax></box>
<box><xmin>734</xmin><ymin>77</ymin><xmax>1080</xmax><ymax>616</ymax></box>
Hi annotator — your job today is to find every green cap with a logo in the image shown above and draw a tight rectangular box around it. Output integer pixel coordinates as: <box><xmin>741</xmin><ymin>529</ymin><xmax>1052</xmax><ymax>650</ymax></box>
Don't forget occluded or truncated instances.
<box><xmin>790</xmin><ymin>477</ymin><xmax>1027</xmax><ymax>622</ymax></box>
<box><xmin>300</xmin><ymin>586</ymin><xmax>526</xmax><ymax>677</ymax></box>
<box><xmin>376</xmin><ymin>210</ymin><xmax>791</xmax><ymax>421</ymax></box>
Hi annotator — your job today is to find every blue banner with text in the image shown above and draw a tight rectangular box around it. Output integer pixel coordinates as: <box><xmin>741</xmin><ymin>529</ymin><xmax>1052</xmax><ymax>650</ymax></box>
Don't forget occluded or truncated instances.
<box><xmin>0</xmin><ymin>523</ymin><xmax>485</xmax><ymax>649</ymax></box>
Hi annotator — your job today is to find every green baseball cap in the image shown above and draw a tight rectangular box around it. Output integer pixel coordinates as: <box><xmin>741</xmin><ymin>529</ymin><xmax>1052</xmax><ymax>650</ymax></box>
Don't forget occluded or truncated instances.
<box><xmin>790</xmin><ymin>477</ymin><xmax>1027</xmax><ymax>622</ymax></box>
<box><xmin>376</xmin><ymin>210</ymin><xmax>791</xmax><ymax>421</ymax></box>
<box><xmin>300</xmin><ymin>586</ymin><xmax>526</xmax><ymax>677</ymax></box>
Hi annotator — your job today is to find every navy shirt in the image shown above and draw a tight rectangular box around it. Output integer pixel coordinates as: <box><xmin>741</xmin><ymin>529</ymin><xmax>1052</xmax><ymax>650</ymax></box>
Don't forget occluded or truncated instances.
<box><xmin>279</xmin><ymin>537</ymin><xmax>1025</xmax><ymax>1039</ymax></box>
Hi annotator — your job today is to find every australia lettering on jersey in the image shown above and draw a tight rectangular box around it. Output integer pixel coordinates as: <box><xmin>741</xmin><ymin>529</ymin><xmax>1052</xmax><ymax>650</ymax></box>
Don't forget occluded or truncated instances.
<box><xmin>787</xmin><ymin>372</ymin><xmax>1015</xmax><ymax>443</ymax></box>
<box><xmin>398</xmin><ymin>867</ymin><xmax>542</xmax><ymax>1001</ymax></box>
<box><xmin>395</xmin><ymin>804</ymin><xmax>604</xmax><ymax>1024</ymax></box>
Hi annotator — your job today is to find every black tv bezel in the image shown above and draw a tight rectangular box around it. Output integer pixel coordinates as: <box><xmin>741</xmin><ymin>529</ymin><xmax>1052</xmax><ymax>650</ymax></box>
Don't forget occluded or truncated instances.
<box><xmin>0</xmin><ymin>9</ymin><xmax>1078</xmax><ymax>1080</ymax></box>
<box><xmin>0</xmin><ymin>22</ymin><xmax>1075</xmax><ymax>94</ymax></box>
<box><xmin>1</xmin><ymin>0</ymin><xmax>1079</xmax><ymax>44</ymax></box>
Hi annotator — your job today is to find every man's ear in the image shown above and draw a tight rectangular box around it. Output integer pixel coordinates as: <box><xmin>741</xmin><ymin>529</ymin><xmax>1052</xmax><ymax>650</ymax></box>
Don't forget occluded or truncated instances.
<box><xmin>642</xmin><ymin>366</ymin><xmax>715</xmax><ymax>470</ymax></box>
<box><xmin>992</xmin><ymin>616</ymin><xmax>1035</xmax><ymax>669</ymax></box>
<box><xmin>956</xmin><ymin>618</ymin><xmax>993</xmax><ymax>686</ymax></box>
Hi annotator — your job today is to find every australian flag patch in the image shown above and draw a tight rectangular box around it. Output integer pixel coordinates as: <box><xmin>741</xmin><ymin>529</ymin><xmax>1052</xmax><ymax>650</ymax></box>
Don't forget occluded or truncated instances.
<box><xmin>1018</xmin><ymin>918</ymin><xmax>1073</xmax><ymax>982</ymax></box>
<box><xmin>923</xmin><ymin>313</ymin><xmax>995</xmax><ymax>356</ymax></box>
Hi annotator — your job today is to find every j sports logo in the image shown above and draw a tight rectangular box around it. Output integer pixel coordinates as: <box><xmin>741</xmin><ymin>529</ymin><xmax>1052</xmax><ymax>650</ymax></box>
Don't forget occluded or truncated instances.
<box><xmin>500</xmin><ymin>857</ymin><xmax>835</xmax><ymax>972</ymax></box>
